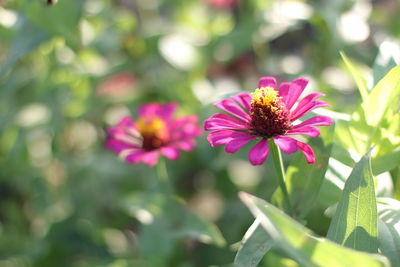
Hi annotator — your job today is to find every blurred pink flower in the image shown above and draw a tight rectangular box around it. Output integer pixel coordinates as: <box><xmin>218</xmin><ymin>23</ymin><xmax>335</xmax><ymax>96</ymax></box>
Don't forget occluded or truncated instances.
<box><xmin>204</xmin><ymin>77</ymin><xmax>332</xmax><ymax>165</ymax></box>
<box><xmin>206</xmin><ymin>0</ymin><xmax>238</xmax><ymax>9</ymax></box>
<box><xmin>106</xmin><ymin>103</ymin><xmax>202</xmax><ymax>166</ymax></box>
<box><xmin>97</xmin><ymin>72</ymin><xmax>136</xmax><ymax>100</ymax></box>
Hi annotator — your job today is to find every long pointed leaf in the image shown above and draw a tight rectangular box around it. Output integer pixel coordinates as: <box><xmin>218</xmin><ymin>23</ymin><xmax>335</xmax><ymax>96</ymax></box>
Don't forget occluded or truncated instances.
<box><xmin>340</xmin><ymin>51</ymin><xmax>368</xmax><ymax>102</ymax></box>
<box><xmin>377</xmin><ymin>198</ymin><xmax>400</xmax><ymax>266</ymax></box>
<box><xmin>234</xmin><ymin>218</ymin><xmax>273</xmax><ymax>267</ymax></box>
<box><xmin>327</xmin><ymin>151</ymin><xmax>378</xmax><ymax>253</ymax></box>
<box><xmin>239</xmin><ymin>192</ymin><xmax>389</xmax><ymax>267</ymax></box>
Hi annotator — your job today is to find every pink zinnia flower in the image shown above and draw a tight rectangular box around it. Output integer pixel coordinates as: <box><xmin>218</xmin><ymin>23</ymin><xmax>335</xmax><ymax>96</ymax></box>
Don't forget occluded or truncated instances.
<box><xmin>206</xmin><ymin>0</ymin><xmax>238</xmax><ymax>9</ymax></box>
<box><xmin>204</xmin><ymin>77</ymin><xmax>333</xmax><ymax>165</ymax></box>
<box><xmin>106</xmin><ymin>103</ymin><xmax>202</xmax><ymax>166</ymax></box>
<box><xmin>97</xmin><ymin>72</ymin><xmax>136</xmax><ymax>100</ymax></box>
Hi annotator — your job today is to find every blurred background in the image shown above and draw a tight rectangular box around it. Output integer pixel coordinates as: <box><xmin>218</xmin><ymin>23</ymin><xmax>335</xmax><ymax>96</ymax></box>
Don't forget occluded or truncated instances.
<box><xmin>0</xmin><ymin>0</ymin><xmax>399</xmax><ymax>266</ymax></box>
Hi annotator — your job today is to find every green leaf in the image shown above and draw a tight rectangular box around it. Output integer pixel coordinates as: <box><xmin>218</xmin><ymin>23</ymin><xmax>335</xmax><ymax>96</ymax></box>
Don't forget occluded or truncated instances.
<box><xmin>234</xmin><ymin>219</ymin><xmax>273</xmax><ymax>267</ymax></box>
<box><xmin>24</xmin><ymin>0</ymin><xmax>84</xmax><ymax>48</ymax></box>
<box><xmin>361</xmin><ymin>65</ymin><xmax>400</xmax><ymax>127</ymax></box>
<box><xmin>124</xmin><ymin>192</ymin><xmax>225</xmax><ymax>247</ymax></box>
<box><xmin>372</xmin><ymin>40</ymin><xmax>399</xmax><ymax>86</ymax></box>
<box><xmin>372</xmin><ymin>150</ymin><xmax>400</xmax><ymax>175</ymax></box>
<box><xmin>340</xmin><ymin>51</ymin><xmax>369</xmax><ymax>102</ymax></box>
<box><xmin>274</xmin><ymin>124</ymin><xmax>335</xmax><ymax>218</ymax></box>
<box><xmin>178</xmin><ymin>212</ymin><xmax>226</xmax><ymax>247</ymax></box>
<box><xmin>326</xmin><ymin>151</ymin><xmax>378</xmax><ymax>253</ymax></box>
<box><xmin>239</xmin><ymin>192</ymin><xmax>389</xmax><ymax>267</ymax></box>
<box><xmin>0</xmin><ymin>17</ymin><xmax>50</xmax><ymax>76</ymax></box>
<box><xmin>377</xmin><ymin>198</ymin><xmax>400</xmax><ymax>266</ymax></box>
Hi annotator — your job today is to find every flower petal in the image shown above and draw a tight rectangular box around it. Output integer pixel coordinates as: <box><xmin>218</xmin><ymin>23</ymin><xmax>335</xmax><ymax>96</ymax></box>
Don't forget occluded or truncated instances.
<box><xmin>278</xmin><ymin>82</ymin><xmax>291</xmax><ymax>99</ymax></box>
<box><xmin>273</xmin><ymin>136</ymin><xmax>298</xmax><ymax>154</ymax></box>
<box><xmin>291</xmin><ymin>115</ymin><xmax>333</xmax><ymax>129</ymax></box>
<box><xmin>290</xmin><ymin>100</ymin><xmax>329</xmax><ymax>121</ymax></box>
<box><xmin>296</xmin><ymin>140</ymin><xmax>315</xmax><ymax>164</ymax></box>
<box><xmin>214</xmin><ymin>99</ymin><xmax>251</xmax><ymax>122</ymax></box>
<box><xmin>124</xmin><ymin>150</ymin><xmax>145</xmax><ymax>164</ymax></box>
<box><xmin>286</xmin><ymin>126</ymin><xmax>320</xmax><ymax>138</ymax></box>
<box><xmin>258</xmin><ymin>77</ymin><xmax>277</xmax><ymax>89</ymax></box>
<box><xmin>107</xmin><ymin>116</ymin><xmax>137</xmax><ymax>135</ymax></box>
<box><xmin>204</xmin><ymin>113</ymin><xmax>249</xmax><ymax>131</ymax></box>
<box><xmin>284</xmin><ymin>78</ymin><xmax>309</xmax><ymax>111</ymax></box>
<box><xmin>160</xmin><ymin>147</ymin><xmax>181</xmax><ymax>160</ymax></box>
<box><xmin>106</xmin><ymin>138</ymin><xmax>136</xmax><ymax>154</ymax></box>
<box><xmin>248</xmin><ymin>138</ymin><xmax>269</xmax><ymax>165</ymax></box>
<box><xmin>138</xmin><ymin>102</ymin><xmax>178</xmax><ymax>120</ymax></box>
<box><xmin>225</xmin><ymin>134</ymin><xmax>256</xmax><ymax>153</ymax></box>
<box><xmin>231</xmin><ymin>93</ymin><xmax>252</xmax><ymax>111</ymax></box>
<box><xmin>207</xmin><ymin>130</ymin><xmax>251</xmax><ymax>146</ymax></box>
<box><xmin>175</xmin><ymin>139</ymin><xmax>196</xmax><ymax>151</ymax></box>
<box><xmin>141</xmin><ymin>151</ymin><xmax>160</xmax><ymax>166</ymax></box>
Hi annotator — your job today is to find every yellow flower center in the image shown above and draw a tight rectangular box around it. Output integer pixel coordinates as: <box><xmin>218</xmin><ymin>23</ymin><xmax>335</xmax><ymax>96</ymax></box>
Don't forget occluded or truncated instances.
<box><xmin>136</xmin><ymin>116</ymin><xmax>168</xmax><ymax>150</ymax></box>
<box><xmin>136</xmin><ymin>116</ymin><xmax>165</xmax><ymax>135</ymax></box>
<box><xmin>251</xmin><ymin>86</ymin><xmax>281</xmax><ymax>109</ymax></box>
<box><xmin>250</xmin><ymin>87</ymin><xmax>291</xmax><ymax>137</ymax></box>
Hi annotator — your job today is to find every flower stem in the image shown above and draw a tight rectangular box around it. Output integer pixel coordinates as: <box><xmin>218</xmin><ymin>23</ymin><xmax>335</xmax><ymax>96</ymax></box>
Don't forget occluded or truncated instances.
<box><xmin>156</xmin><ymin>158</ymin><xmax>173</xmax><ymax>196</ymax></box>
<box><xmin>269</xmin><ymin>139</ymin><xmax>294</xmax><ymax>216</ymax></box>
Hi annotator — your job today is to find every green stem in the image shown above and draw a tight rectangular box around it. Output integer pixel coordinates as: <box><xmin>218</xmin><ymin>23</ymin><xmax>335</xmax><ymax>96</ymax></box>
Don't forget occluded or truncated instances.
<box><xmin>156</xmin><ymin>158</ymin><xmax>173</xmax><ymax>196</ymax></box>
<box><xmin>269</xmin><ymin>139</ymin><xmax>294</xmax><ymax>216</ymax></box>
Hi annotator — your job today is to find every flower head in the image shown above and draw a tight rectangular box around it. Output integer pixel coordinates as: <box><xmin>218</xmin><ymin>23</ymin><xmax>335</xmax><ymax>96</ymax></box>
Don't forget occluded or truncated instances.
<box><xmin>204</xmin><ymin>77</ymin><xmax>333</xmax><ymax>165</ymax></box>
<box><xmin>106</xmin><ymin>103</ymin><xmax>202</xmax><ymax>166</ymax></box>
<box><xmin>206</xmin><ymin>0</ymin><xmax>238</xmax><ymax>9</ymax></box>
<box><xmin>97</xmin><ymin>72</ymin><xmax>136</xmax><ymax>100</ymax></box>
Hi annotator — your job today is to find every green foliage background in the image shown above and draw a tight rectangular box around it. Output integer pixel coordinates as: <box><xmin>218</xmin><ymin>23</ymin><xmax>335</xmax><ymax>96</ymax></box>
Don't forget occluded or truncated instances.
<box><xmin>1</xmin><ymin>0</ymin><xmax>400</xmax><ymax>266</ymax></box>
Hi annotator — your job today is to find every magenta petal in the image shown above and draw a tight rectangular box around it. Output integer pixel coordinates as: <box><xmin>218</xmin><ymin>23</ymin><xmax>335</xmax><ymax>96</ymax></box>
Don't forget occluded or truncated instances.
<box><xmin>296</xmin><ymin>140</ymin><xmax>315</xmax><ymax>164</ymax></box>
<box><xmin>214</xmin><ymin>99</ymin><xmax>251</xmax><ymax>122</ymax></box>
<box><xmin>117</xmin><ymin>116</ymin><xmax>136</xmax><ymax>127</ymax></box>
<box><xmin>292</xmin><ymin>115</ymin><xmax>333</xmax><ymax>129</ymax></box>
<box><xmin>170</xmin><ymin>115</ymin><xmax>198</xmax><ymax>130</ymax></box>
<box><xmin>125</xmin><ymin>150</ymin><xmax>145</xmax><ymax>164</ymax></box>
<box><xmin>108</xmin><ymin>116</ymin><xmax>137</xmax><ymax>135</ymax></box>
<box><xmin>290</xmin><ymin>100</ymin><xmax>329</xmax><ymax>121</ymax></box>
<box><xmin>106</xmin><ymin>138</ymin><xmax>134</xmax><ymax>154</ymax></box>
<box><xmin>286</xmin><ymin>126</ymin><xmax>320</xmax><ymax>138</ymax></box>
<box><xmin>225</xmin><ymin>134</ymin><xmax>256</xmax><ymax>153</ymax></box>
<box><xmin>231</xmin><ymin>93</ymin><xmax>252</xmax><ymax>111</ymax></box>
<box><xmin>258</xmin><ymin>77</ymin><xmax>277</xmax><ymax>89</ymax></box>
<box><xmin>160</xmin><ymin>147</ymin><xmax>180</xmax><ymax>160</ymax></box>
<box><xmin>141</xmin><ymin>151</ymin><xmax>160</xmax><ymax>166</ymax></box>
<box><xmin>175</xmin><ymin>139</ymin><xmax>196</xmax><ymax>151</ymax></box>
<box><xmin>138</xmin><ymin>102</ymin><xmax>177</xmax><ymax>120</ymax></box>
<box><xmin>273</xmin><ymin>136</ymin><xmax>298</xmax><ymax>154</ymax></box>
<box><xmin>248</xmin><ymin>138</ymin><xmax>269</xmax><ymax>165</ymax></box>
<box><xmin>285</xmin><ymin>78</ymin><xmax>309</xmax><ymax>111</ymax></box>
<box><xmin>278</xmin><ymin>82</ymin><xmax>290</xmax><ymax>99</ymax></box>
<box><xmin>207</xmin><ymin>130</ymin><xmax>251</xmax><ymax>147</ymax></box>
<box><xmin>204</xmin><ymin>113</ymin><xmax>249</xmax><ymax>131</ymax></box>
<box><xmin>291</xmin><ymin>92</ymin><xmax>324</xmax><ymax>114</ymax></box>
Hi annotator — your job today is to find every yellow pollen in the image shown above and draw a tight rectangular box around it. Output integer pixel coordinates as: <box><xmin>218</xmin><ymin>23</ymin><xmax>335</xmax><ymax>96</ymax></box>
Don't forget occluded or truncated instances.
<box><xmin>136</xmin><ymin>116</ymin><xmax>165</xmax><ymax>136</ymax></box>
<box><xmin>251</xmin><ymin>87</ymin><xmax>281</xmax><ymax>107</ymax></box>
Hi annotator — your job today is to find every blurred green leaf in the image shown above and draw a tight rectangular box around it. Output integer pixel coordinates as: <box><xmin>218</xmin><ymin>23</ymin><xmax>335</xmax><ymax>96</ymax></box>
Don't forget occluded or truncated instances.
<box><xmin>340</xmin><ymin>51</ymin><xmax>368</xmax><ymax>101</ymax></box>
<box><xmin>377</xmin><ymin>198</ymin><xmax>400</xmax><ymax>267</ymax></box>
<box><xmin>372</xmin><ymin>150</ymin><xmax>400</xmax><ymax>176</ymax></box>
<box><xmin>361</xmin><ymin>66</ymin><xmax>400</xmax><ymax>127</ymax></box>
<box><xmin>179</xmin><ymin>212</ymin><xmax>226</xmax><ymax>247</ymax></box>
<box><xmin>0</xmin><ymin>17</ymin><xmax>49</xmax><ymax>76</ymax></box>
<box><xmin>327</xmin><ymin>151</ymin><xmax>378</xmax><ymax>253</ymax></box>
<box><xmin>239</xmin><ymin>192</ymin><xmax>389</xmax><ymax>267</ymax></box>
<box><xmin>234</xmin><ymin>219</ymin><xmax>273</xmax><ymax>267</ymax></box>
<box><xmin>335</xmin><ymin>64</ymin><xmax>400</xmax><ymax>173</ymax></box>
<box><xmin>24</xmin><ymin>0</ymin><xmax>84</xmax><ymax>48</ymax></box>
<box><xmin>372</xmin><ymin>39</ymin><xmax>399</xmax><ymax>87</ymax></box>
